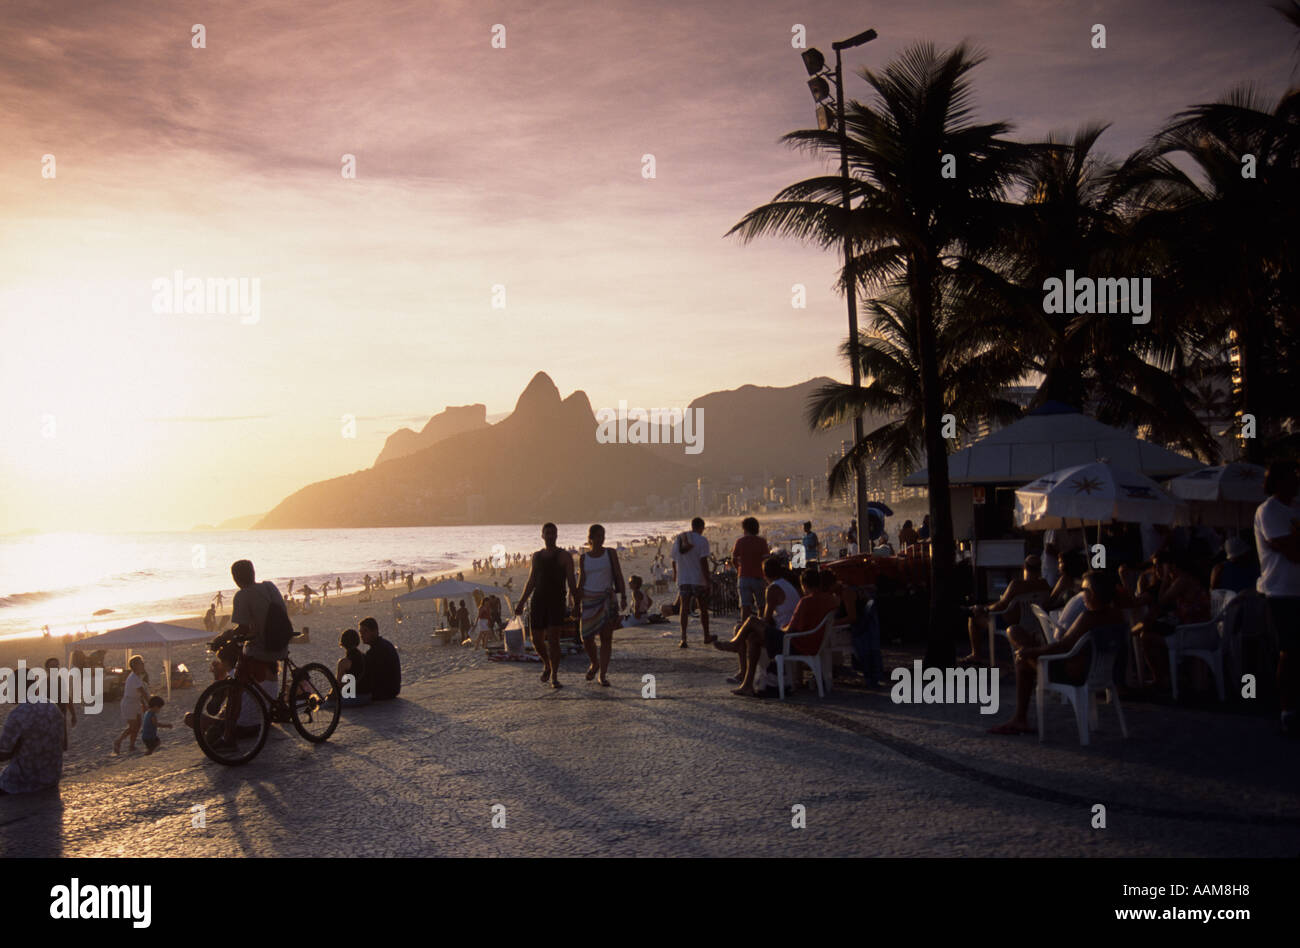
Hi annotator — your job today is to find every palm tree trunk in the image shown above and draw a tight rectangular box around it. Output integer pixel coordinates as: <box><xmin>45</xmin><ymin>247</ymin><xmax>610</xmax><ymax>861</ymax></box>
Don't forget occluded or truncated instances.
<box><xmin>912</xmin><ymin>258</ymin><xmax>960</xmax><ymax>668</ymax></box>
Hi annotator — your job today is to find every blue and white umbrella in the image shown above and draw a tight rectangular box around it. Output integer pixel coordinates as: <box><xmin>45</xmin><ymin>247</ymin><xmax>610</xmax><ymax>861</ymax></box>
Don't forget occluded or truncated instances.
<box><xmin>1014</xmin><ymin>460</ymin><xmax>1182</xmax><ymax>532</ymax></box>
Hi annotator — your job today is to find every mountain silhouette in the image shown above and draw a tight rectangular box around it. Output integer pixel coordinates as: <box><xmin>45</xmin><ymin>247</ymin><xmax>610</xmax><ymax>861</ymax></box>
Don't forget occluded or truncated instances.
<box><xmin>256</xmin><ymin>373</ymin><xmax>690</xmax><ymax>528</ymax></box>
<box><xmin>254</xmin><ymin>373</ymin><xmax>859</xmax><ymax>528</ymax></box>
<box><xmin>374</xmin><ymin>403</ymin><xmax>489</xmax><ymax>466</ymax></box>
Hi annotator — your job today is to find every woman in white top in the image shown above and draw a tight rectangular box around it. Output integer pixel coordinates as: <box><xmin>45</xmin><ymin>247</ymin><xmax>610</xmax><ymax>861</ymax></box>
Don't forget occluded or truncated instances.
<box><xmin>714</xmin><ymin>557</ymin><xmax>799</xmax><ymax>684</ymax></box>
<box><xmin>576</xmin><ymin>524</ymin><xmax>626</xmax><ymax>686</ymax></box>
<box><xmin>113</xmin><ymin>655</ymin><xmax>150</xmax><ymax>754</ymax></box>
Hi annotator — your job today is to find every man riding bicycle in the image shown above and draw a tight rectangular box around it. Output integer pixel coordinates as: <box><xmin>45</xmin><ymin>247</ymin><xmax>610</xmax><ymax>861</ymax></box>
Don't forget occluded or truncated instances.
<box><xmin>208</xmin><ymin>559</ymin><xmax>291</xmax><ymax>745</ymax></box>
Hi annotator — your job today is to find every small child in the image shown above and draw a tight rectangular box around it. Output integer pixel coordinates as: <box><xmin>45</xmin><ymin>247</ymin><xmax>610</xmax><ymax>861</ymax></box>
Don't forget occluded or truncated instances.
<box><xmin>141</xmin><ymin>696</ymin><xmax>173</xmax><ymax>755</ymax></box>
<box><xmin>623</xmin><ymin>576</ymin><xmax>652</xmax><ymax>626</ymax></box>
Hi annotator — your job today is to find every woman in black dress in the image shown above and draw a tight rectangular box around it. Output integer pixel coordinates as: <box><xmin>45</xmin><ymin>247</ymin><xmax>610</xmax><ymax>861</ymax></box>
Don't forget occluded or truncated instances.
<box><xmin>515</xmin><ymin>522</ymin><xmax>579</xmax><ymax>689</ymax></box>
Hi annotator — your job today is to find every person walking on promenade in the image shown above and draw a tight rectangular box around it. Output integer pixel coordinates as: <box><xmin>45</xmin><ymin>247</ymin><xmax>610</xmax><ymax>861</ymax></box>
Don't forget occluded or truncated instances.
<box><xmin>1255</xmin><ymin>461</ymin><xmax>1300</xmax><ymax>736</ymax></box>
<box><xmin>671</xmin><ymin>517</ymin><xmax>713</xmax><ymax>647</ymax></box>
<box><xmin>516</xmin><ymin>522</ymin><xmax>579</xmax><ymax>688</ymax></box>
<box><xmin>577</xmin><ymin>524</ymin><xmax>626</xmax><ymax>686</ymax></box>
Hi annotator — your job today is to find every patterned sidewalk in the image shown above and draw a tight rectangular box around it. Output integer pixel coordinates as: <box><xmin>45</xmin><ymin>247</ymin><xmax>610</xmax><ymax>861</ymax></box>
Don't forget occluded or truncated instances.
<box><xmin>2</xmin><ymin>623</ymin><xmax>1297</xmax><ymax>857</ymax></box>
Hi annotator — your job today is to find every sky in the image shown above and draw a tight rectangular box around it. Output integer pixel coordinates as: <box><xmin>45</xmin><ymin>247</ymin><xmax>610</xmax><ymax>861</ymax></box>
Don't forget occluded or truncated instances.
<box><xmin>0</xmin><ymin>0</ymin><xmax>1294</xmax><ymax>533</ymax></box>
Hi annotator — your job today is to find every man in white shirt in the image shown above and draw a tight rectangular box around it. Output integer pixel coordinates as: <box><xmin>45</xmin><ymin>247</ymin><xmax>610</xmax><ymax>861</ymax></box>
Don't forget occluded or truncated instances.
<box><xmin>1254</xmin><ymin>461</ymin><xmax>1300</xmax><ymax>736</ymax></box>
<box><xmin>670</xmin><ymin>517</ymin><xmax>713</xmax><ymax>648</ymax></box>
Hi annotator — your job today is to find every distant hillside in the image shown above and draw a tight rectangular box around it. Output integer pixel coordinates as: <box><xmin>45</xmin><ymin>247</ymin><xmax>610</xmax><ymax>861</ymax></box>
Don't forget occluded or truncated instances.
<box><xmin>646</xmin><ymin>378</ymin><xmax>875</xmax><ymax>481</ymax></box>
<box><xmin>193</xmin><ymin>512</ymin><xmax>265</xmax><ymax>531</ymax></box>
<box><xmin>255</xmin><ymin>373</ymin><xmax>693</xmax><ymax>528</ymax></box>
<box><xmin>374</xmin><ymin>403</ymin><xmax>489</xmax><ymax>466</ymax></box>
<box><xmin>255</xmin><ymin>373</ymin><xmax>870</xmax><ymax>528</ymax></box>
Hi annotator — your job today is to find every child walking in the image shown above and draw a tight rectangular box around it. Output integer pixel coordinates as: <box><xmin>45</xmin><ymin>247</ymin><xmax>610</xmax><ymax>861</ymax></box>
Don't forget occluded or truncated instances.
<box><xmin>141</xmin><ymin>696</ymin><xmax>173</xmax><ymax>754</ymax></box>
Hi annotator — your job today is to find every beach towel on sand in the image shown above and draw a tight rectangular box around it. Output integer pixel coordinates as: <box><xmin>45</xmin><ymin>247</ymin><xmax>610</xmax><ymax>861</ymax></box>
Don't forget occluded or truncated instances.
<box><xmin>487</xmin><ymin>649</ymin><xmax>541</xmax><ymax>663</ymax></box>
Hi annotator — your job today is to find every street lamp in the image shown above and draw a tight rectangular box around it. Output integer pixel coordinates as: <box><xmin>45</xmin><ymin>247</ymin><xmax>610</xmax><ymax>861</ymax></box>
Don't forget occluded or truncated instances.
<box><xmin>802</xmin><ymin>27</ymin><xmax>877</xmax><ymax>550</ymax></box>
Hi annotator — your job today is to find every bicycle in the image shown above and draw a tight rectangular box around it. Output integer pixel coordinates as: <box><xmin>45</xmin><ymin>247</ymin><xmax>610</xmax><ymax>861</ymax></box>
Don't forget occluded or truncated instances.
<box><xmin>193</xmin><ymin>632</ymin><xmax>341</xmax><ymax>766</ymax></box>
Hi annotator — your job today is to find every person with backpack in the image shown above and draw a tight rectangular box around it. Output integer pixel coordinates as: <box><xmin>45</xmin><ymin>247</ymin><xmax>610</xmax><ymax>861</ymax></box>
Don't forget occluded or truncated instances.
<box><xmin>209</xmin><ymin>560</ymin><xmax>294</xmax><ymax>745</ymax></box>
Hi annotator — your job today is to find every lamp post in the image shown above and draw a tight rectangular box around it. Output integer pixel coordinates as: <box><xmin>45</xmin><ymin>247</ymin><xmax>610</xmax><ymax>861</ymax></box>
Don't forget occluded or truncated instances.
<box><xmin>802</xmin><ymin>28</ymin><xmax>877</xmax><ymax>548</ymax></box>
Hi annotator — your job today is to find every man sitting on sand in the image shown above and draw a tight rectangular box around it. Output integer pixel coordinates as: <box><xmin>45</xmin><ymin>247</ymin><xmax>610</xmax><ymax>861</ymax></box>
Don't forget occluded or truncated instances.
<box><xmin>358</xmin><ymin>617</ymin><xmax>401</xmax><ymax>700</ymax></box>
<box><xmin>0</xmin><ymin>673</ymin><xmax>65</xmax><ymax>794</ymax></box>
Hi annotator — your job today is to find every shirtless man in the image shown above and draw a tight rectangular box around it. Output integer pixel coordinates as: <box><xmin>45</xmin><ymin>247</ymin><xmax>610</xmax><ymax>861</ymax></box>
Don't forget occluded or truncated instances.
<box><xmin>516</xmin><ymin>523</ymin><xmax>579</xmax><ymax>689</ymax></box>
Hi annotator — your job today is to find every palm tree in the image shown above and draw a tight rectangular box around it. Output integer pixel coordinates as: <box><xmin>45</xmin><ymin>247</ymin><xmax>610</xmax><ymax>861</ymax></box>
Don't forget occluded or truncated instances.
<box><xmin>1116</xmin><ymin>82</ymin><xmax>1300</xmax><ymax>463</ymax></box>
<box><xmin>981</xmin><ymin>124</ymin><xmax>1221</xmax><ymax>461</ymax></box>
<box><xmin>808</xmin><ymin>283</ymin><xmax>1025</xmax><ymax>497</ymax></box>
<box><xmin>730</xmin><ymin>43</ymin><xmax>1031</xmax><ymax>665</ymax></box>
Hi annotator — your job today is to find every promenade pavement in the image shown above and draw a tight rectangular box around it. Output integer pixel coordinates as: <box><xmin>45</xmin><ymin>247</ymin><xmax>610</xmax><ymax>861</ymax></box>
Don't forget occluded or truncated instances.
<box><xmin>2</xmin><ymin>620</ymin><xmax>1297</xmax><ymax>857</ymax></box>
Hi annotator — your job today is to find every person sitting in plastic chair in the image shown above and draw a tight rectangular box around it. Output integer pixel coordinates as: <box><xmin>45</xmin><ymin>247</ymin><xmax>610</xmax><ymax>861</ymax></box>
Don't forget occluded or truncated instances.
<box><xmin>990</xmin><ymin>569</ymin><xmax>1125</xmax><ymax>735</ymax></box>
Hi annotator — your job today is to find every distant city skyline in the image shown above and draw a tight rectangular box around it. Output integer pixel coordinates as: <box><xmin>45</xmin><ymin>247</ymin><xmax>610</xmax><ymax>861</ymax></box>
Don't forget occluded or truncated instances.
<box><xmin>2</xmin><ymin>0</ymin><xmax>1293</xmax><ymax>532</ymax></box>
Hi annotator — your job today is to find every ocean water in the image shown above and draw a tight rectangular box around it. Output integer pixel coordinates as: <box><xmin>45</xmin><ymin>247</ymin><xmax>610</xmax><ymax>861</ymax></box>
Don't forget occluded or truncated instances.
<box><xmin>0</xmin><ymin>521</ymin><xmax>687</xmax><ymax>640</ymax></box>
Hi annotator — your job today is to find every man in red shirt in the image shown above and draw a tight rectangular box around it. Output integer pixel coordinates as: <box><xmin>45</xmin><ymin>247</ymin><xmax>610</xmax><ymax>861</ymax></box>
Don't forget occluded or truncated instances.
<box><xmin>732</xmin><ymin>517</ymin><xmax>770</xmax><ymax>622</ymax></box>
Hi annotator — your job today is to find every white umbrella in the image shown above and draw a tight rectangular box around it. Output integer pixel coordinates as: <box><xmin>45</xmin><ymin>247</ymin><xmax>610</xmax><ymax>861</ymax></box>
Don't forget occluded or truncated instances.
<box><xmin>1167</xmin><ymin>462</ymin><xmax>1266</xmax><ymax>528</ymax></box>
<box><xmin>1168</xmin><ymin>463</ymin><xmax>1266</xmax><ymax>503</ymax></box>
<box><xmin>395</xmin><ymin>579</ymin><xmax>512</xmax><ymax>603</ymax></box>
<box><xmin>1014</xmin><ymin>461</ymin><xmax>1183</xmax><ymax>546</ymax></box>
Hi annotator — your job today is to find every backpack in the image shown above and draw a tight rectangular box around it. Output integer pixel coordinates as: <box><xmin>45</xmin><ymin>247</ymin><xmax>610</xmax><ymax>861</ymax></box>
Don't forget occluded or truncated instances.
<box><xmin>259</xmin><ymin>586</ymin><xmax>295</xmax><ymax>653</ymax></box>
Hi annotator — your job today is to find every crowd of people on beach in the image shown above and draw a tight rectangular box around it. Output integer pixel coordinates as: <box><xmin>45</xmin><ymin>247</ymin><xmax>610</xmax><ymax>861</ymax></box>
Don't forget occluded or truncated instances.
<box><xmin>4</xmin><ymin>458</ymin><xmax>1296</xmax><ymax>796</ymax></box>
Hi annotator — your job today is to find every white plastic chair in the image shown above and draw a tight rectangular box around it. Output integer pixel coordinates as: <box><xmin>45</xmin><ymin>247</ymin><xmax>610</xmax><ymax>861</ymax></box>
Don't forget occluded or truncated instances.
<box><xmin>1221</xmin><ymin>590</ymin><xmax>1268</xmax><ymax>694</ymax></box>
<box><xmin>776</xmin><ymin>612</ymin><xmax>836</xmax><ymax>699</ymax></box>
<box><xmin>1036</xmin><ymin>624</ymin><xmax>1129</xmax><ymax>746</ymax></box>
<box><xmin>1168</xmin><ymin>589</ymin><xmax>1236</xmax><ymax>702</ymax></box>
<box><xmin>988</xmin><ymin>591</ymin><xmax>1050</xmax><ymax>667</ymax></box>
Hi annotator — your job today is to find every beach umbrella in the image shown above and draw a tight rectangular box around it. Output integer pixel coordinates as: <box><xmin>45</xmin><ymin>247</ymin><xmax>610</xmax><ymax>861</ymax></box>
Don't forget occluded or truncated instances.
<box><xmin>395</xmin><ymin>579</ymin><xmax>512</xmax><ymax>603</ymax></box>
<box><xmin>1167</xmin><ymin>462</ymin><xmax>1265</xmax><ymax>527</ymax></box>
<box><xmin>1014</xmin><ymin>460</ymin><xmax>1183</xmax><ymax>546</ymax></box>
<box><xmin>394</xmin><ymin>578</ymin><xmax>514</xmax><ymax>624</ymax></box>
<box><xmin>73</xmin><ymin>620</ymin><xmax>212</xmax><ymax>699</ymax></box>
<box><xmin>1168</xmin><ymin>463</ymin><xmax>1266</xmax><ymax>503</ymax></box>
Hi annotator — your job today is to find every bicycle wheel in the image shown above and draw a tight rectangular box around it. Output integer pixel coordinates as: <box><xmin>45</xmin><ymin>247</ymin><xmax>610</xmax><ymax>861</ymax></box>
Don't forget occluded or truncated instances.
<box><xmin>192</xmin><ymin>678</ymin><xmax>270</xmax><ymax>766</ymax></box>
<box><xmin>289</xmin><ymin>662</ymin><xmax>341</xmax><ymax>743</ymax></box>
